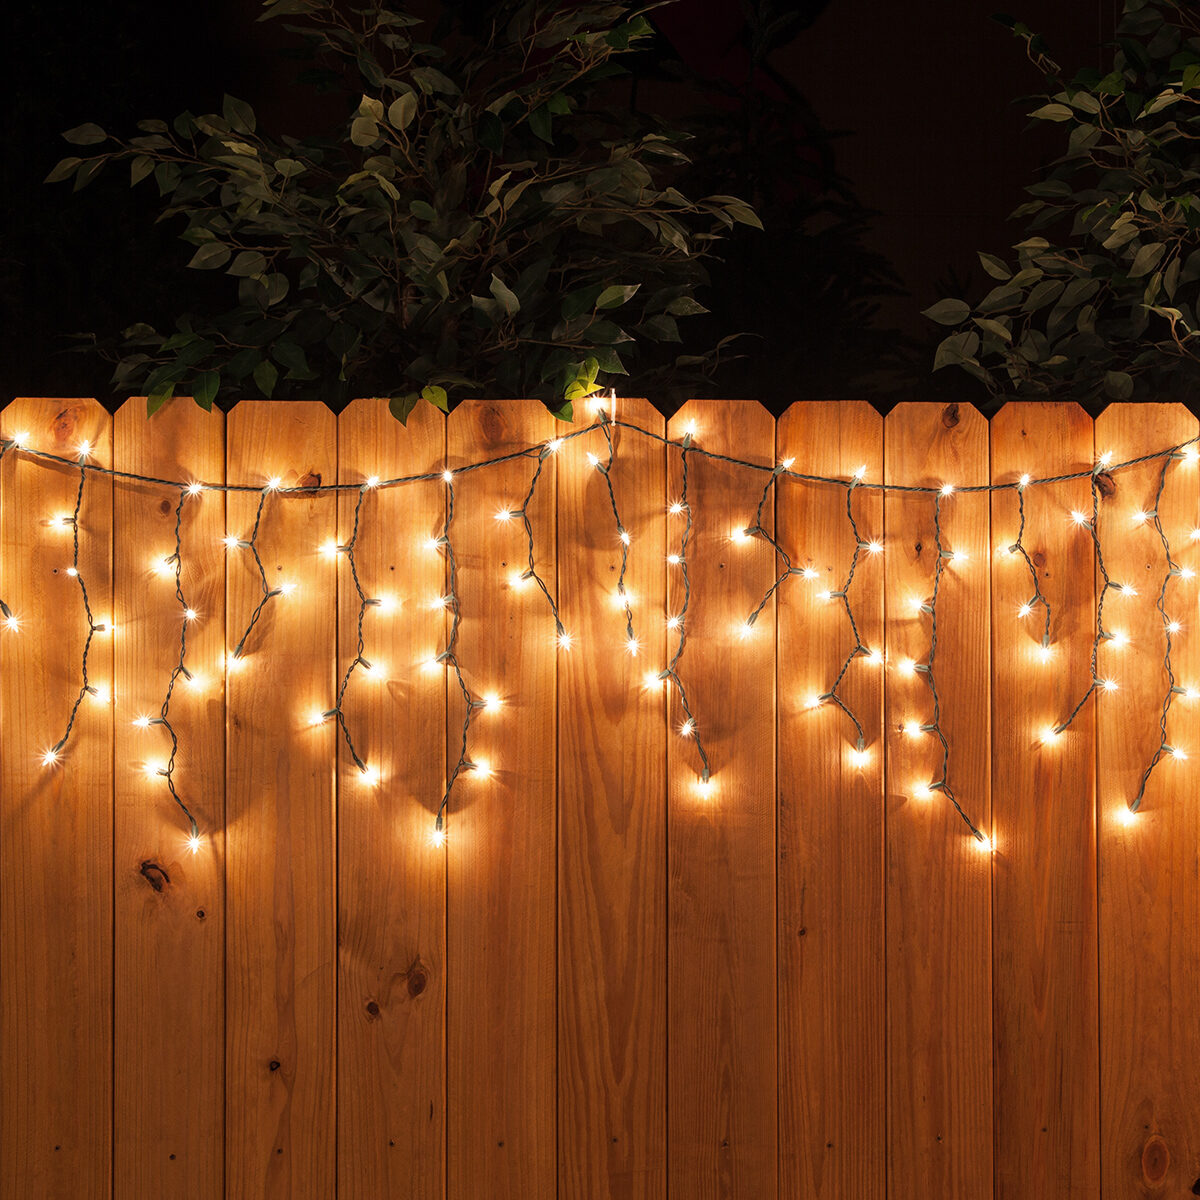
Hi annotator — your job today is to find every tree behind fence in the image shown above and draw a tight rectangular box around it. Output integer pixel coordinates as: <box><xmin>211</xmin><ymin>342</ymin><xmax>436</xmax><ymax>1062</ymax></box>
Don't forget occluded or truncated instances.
<box><xmin>0</xmin><ymin>395</ymin><xmax>1197</xmax><ymax>1200</ymax></box>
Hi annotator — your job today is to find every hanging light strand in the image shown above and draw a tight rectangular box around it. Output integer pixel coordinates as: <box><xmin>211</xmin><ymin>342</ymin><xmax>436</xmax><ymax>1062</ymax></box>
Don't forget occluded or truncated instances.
<box><xmin>229</xmin><ymin>484</ymin><xmax>283</xmax><ymax>660</ymax></box>
<box><xmin>593</xmin><ymin>409</ymin><xmax>638</xmax><ymax>653</ymax></box>
<box><xmin>1010</xmin><ymin>481</ymin><xmax>1053</xmax><ymax>651</ymax></box>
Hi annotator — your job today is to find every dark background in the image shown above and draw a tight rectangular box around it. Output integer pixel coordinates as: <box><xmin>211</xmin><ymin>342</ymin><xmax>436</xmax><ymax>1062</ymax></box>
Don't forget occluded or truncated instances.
<box><xmin>0</xmin><ymin>0</ymin><xmax>1117</xmax><ymax>411</ymax></box>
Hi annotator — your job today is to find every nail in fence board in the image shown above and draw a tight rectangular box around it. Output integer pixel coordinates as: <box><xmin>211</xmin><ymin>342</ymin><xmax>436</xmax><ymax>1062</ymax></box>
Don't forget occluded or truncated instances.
<box><xmin>336</xmin><ymin>398</ymin><xmax>446</xmax><ymax>1200</ymax></box>
<box><xmin>557</xmin><ymin>397</ymin><xmax>667</xmax><ymax>1198</ymax></box>
<box><xmin>883</xmin><ymin>402</ymin><xmax>992</xmax><ymax>1199</ymax></box>
<box><xmin>225</xmin><ymin>402</ymin><xmax>337</xmax><ymax>1198</ymax></box>
<box><xmin>666</xmin><ymin>399</ymin><xmax>778</xmax><ymax>1198</ymax></box>
<box><xmin>446</xmin><ymin>399</ymin><xmax>557</xmax><ymax>1198</ymax></box>
<box><xmin>1095</xmin><ymin>403</ymin><xmax>1200</xmax><ymax>1197</ymax></box>
<box><xmin>114</xmin><ymin>397</ymin><xmax>226</xmax><ymax>1197</ymax></box>
<box><xmin>0</xmin><ymin>398</ymin><xmax>113</xmax><ymax>1200</ymax></box>
<box><xmin>989</xmin><ymin>401</ymin><xmax>1099</xmax><ymax>1199</ymax></box>
<box><xmin>777</xmin><ymin>400</ymin><xmax>885</xmax><ymax>1198</ymax></box>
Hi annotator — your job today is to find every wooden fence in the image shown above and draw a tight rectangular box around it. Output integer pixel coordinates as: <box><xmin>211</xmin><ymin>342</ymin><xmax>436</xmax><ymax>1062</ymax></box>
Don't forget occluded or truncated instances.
<box><xmin>0</xmin><ymin>395</ymin><xmax>1198</xmax><ymax>1199</ymax></box>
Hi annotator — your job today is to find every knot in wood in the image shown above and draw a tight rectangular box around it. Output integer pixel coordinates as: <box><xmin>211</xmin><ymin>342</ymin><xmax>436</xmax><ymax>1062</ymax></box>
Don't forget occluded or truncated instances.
<box><xmin>139</xmin><ymin>860</ymin><xmax>170</xmax><ymax>892</ymax></box>
<box><xmin>941</xmin><ymin>403</ymin><xmax>960</xmax><ymax>429</ymax></box>
<box><xmin>1032</xmin><ymin>550</ymin><xmax>1046</xmax><ymax>569</ymax></box>
<box><xmin>1141</xmin><ymin>1134</ymin><xmax>1170</xmax><ymax>1184</ymax></box>
<box><xmin>365</xmin><ymin>1000</ymin><xmax>381</xmax><ymax>1019</ymax></box>
<box><xmin>1095</xmin><ymin>470</ymin><xmax>1116</xmax><ymax>498</ymax></box>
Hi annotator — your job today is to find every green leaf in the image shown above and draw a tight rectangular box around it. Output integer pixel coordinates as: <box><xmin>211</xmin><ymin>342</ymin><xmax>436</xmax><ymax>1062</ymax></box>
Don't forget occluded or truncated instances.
<box><xmin>723</xmin><ymin>202</ymin><xmax>763</xmax><ymax>229</ymax></box>
<box><xmin>410</xmin><ymin>67</ymin><xmax>458</xmax><ymax>94</ymax></box>
<box><xmin>528</xmin><ymin>104</ymin><xmax>553</xmax><ymax>144</ymax></box>
<box><xmin>229</xmin><ymin>250</ymin><xmax>268</xmax><ymax>277</ymax></box>
<box><xmin>489</xmin><ymin>274</ymin><xmax>520</xmax><ymax>315</ymax></box>
<box><xmin>551</xmin><ymin>401</ymin><xmax>574</xmax><ymax>422</ymax></box>
<box><xmin>666</xmin><ymin>296</ymin><xmax>709</xmax><ymax>316</ymax></box>
<box><xmin>973</xmin><ymin>316</ymin><xmax>1013</xmax><ymax>342</ymax></box>
<box><xmin>977</xmin><ymin>252</ymin><xmax>1011</xmax><ymax>281</ymax></box>
<box><xmin>597</xmin><ymin>284</ymin><xmax>639</xmax><ymax>309</ymax></box>
<box><xmin>350</xmin><ymin>117</ymin><xmax>380</xmax><ymax>147</ymax></box>
<box><xmin>388</xmin><ymin>393</ymin><xmax>420</xmax><ymax>424</ymax></box>
<box><xmin>420</xmin><ymin>384</ymin><xmax>449</xmax><ymax>412</ymax></box>
<box><xmin>1104</xmin><ymin>369</ymin><xmax>1134</xmax><ymax>399</ymax></box>
<box><xmin>1027</xmin><ymin>103</ymin><xmax>1074</xmax><ymax>122</ymax></box>
<box><xmin>193</xmin><ymin>369</ymin><xmax>219</xmax><ymax>411</ymax></box>
<box><xmin>222</xmin><ymin>94</ymin><xmax>257</xmax><ymax>134</ymax></box>
<box><xmin>253</xmin><ymin>358</ymin><xmax>278</xmax><ymax>398</ymax></box>
<box><xmin>62</xmin><ymin>122</ymin><xmax>107</xmax><ymax>145</ymax></box>
<box><xmin>409</xmin><ymin>199</ymin><xmax>437</xmax><ymax>221</ymax></box>
<box><xmin>130</xmin><ymin>154</ymin><xmax>155</xmax><ymax>186</ymax></box>
<box><xmin>387</xmin><ymin>93</ymin><xmax>417</xmax><ymax>130</ymax></box>
<box><xmin>271</xmin><ymin>340</ymin><xmax>309</xmax><ymax>376</ymax></box>
<box><xmin>1128</xmin><ymin>242</ymin><xmax>1166</xmax><ymax>278</ymax></box>
<box><xmin>44</xmin><ymin>157</ymin><xmax>82</xmax><ymax>184</ymax></box>
<box><xmin>187</xmin><ymin>242</ymin><xmax>232</xmax><ymax>270</ymax></box>
<box><xmin>922</xmin><ymin>298</ymin><xmax>972</xmax><ymax>325</ymax></box>
<box><xmin>146</xmin><ymin>388</ymin><xmax>174</xmax><ymax>416</ymax></box>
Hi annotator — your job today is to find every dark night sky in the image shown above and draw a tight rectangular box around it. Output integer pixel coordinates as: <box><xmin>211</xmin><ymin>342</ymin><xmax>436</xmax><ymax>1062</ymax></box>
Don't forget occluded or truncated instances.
<box><xmin>0</xmin><ymin>0</ymin><xmax>1116</xmax><ymax>408</ymax></box>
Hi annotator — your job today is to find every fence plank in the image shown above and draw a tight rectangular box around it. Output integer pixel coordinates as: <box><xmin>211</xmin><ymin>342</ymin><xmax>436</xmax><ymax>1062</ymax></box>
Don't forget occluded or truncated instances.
<box><xmin>557</xmin><ymin>397</ymin><xmax>667</xmax><ymax>1199</ymax></box>
<box><xmin>0</xmin><ymin>398</ymin><xmax>113</xmax><ymax>1200</ymax></box>
<box><xmin>446</xmin><ymin>399</ymin><xmax>558</xmax><ymax>1198</ymax></box>
<box><xmin>989</xmin><ymin>401</ymin><xmax>1099</xmax><ymax>1200</ymax></box>
<box><xmin>113</xmin><ymin>397</ymin><xmax>226</xmax><ymax>1197</ymax></box>
<box><xmin>1094</xmin><ymin>403</ymin><xmax>1200</xmax><ymax>1197</ymax></box>
<box><xmin>883</xmin><ymin>401</ymin><xmax>992</xmax><ymax>1199</ymax></box>
<box><xmin>776</xmin><ymin>400</ymin><xmax>885</xmax><ymax>1198</ymax></box>
<box><xmin>666</xmin><ymin>399</ymin><xmax>777</xmax><ymax>1199</ymax></box>
<box><xmin>225</xmin><ymin>401</ymin><xmax>337</xmax><ymax>1199</ymax></box>
<box><xmin>336</xmin><ymin>398</ymin><xmax>446</xmax><ymax>1200</ymax></box>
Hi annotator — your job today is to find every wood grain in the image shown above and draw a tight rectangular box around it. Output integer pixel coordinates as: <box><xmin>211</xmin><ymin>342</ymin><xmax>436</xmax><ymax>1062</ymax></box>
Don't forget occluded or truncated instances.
<box><xmin>336</xmin><ymin>398</ymin><xmax>446</xmax><ymax>1200</ymax></box>
<box><xmin>0</xmin><ymin>398</ymin><xmax>113</xmax><ymax>1199</ymax></box>
<box><xmin>666</xmin><ymin>400</ymin><xmax>777</xmax><ymax>1199</ymax></box>
<box><xmin>989</xmin><ymin>402</ymin><xmax>1099</xmax><ymax>1199</ymax></box>
<box><xmin>883</xmin><ymin>402</ymin><xmax>992</xmax><ymax>1200</ymax></box>
<box><xmin>776</xmin><ymin>400</ymin><xmax>885</xmax><ymax>1198</ymax></box>
<box><xmin>113</xmin><ymin>396</ymin><xmax>226</xmax><ymax>1197</ymax></box>
<box><xmin>225</xmin><ymin>402</ymin><xmax>336</xmax><ymax>1199</ymax></box>
<box><xmin>1094</xmin><ymin>404</ymin><xmax>1200</xmax><ymax>1198</ymax></box>
<box><xmin>557</xmin><ymin>397</ymin><xmax>667</xmax><ymax>1199</ymax></box>
<box><xmin>446</xmin><ymin>399</ymin><xmax>557</xmax><ymax>1198</ymax></box>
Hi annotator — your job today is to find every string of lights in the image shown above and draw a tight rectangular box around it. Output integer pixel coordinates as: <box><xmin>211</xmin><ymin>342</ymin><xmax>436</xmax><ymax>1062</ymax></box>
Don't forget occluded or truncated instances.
<box><xmin>1</xmin><ymin>409</ymin><xmax>1198</xmax><ymax>852</ymax></box>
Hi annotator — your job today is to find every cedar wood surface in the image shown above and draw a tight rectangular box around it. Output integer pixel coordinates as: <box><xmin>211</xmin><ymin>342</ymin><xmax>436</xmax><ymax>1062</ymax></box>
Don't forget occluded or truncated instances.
<box><xmin>1</xmin><ymin>397</ymin><xmax>1198</xmax><ymax>1199</ymax></box>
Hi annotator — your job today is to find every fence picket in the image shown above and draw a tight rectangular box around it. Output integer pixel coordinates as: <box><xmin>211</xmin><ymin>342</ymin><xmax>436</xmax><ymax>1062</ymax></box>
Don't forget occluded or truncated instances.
<box><xmin>336</xmin><ymin>398</ymin><xmax>447</xmax><ymax>1200</ymax></box>
<box><xmin>225</xmin><ymin>401</ymin><xmax>337</xmax><ymax>1198</ymax></box>
<box><xmin>446</xmin><ymin>399</ymin><xmax>558</xmax><ymax>1198</ymax></box>
<box><xmin>0</xmin><ymin>398</ymin><xmax>113</xmax><ymax>1200</ymax></box>
<box><xmin>557</xmin><ymin>397</ymin><xmax>668</xmax><ymax>1199</ymax></box>
<box><xmin>666</xmin><ymin>399</ymin><xmax>778</xmax><ymax>1199</ymax></box>
<box><xmin>989</xmin><ymin>401</ymin><xmax>1099</xmax><ymax>1199</ymax></box>
<box><xmin>883</xmin><ymin>401</ymin><xmax>992</xmax><ymax>1199</ymax></box>
<box><xmin>776</xmin><ymin>399</ymin><xmax>885</xmax><ymax>1198</ymax></box>
<box><xmin>1094</xmin><ymin>404</ymin><xmax>1200</xmax><ymax>1197</ymax></box>
<box><xmin>113</xmin><ymin>397</ymin><xmax>226</xmax><ymax>1197</ymax></box>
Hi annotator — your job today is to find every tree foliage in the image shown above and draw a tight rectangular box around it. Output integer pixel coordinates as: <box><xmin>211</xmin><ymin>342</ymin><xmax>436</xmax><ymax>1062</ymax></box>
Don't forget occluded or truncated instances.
<box><xmin>926</xmin><ymin>0</ymin><xmax>1200</xmax><ymax>405</ymax></box>
<box><xmin>48</xmin><ymin>0</ymin><xmax>760</xmax><ymax>419</ymax></box>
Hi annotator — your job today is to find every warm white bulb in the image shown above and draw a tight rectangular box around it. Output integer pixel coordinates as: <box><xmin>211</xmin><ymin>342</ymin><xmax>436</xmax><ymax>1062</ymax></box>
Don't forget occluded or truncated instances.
<box><xmin>495</xmin><ymin>507</ymin><xmax>514</xmax><ymax>522</ymax></box>
<box><xmin>1168</xmin><ymin>620</ymin><xmax>1182</xmax><ymax>634</ymax></box>
<box><xmin>1170</xmin><ymin>745</ymin><xmax>1188</xmax><ymax>760</ymax></box>
<box><xmin>903</xmin><ymin>720</ymin><xmax>922</xmax><ymax>738</ymax></box>
<box><xmin>225</xmin><ymin>652</ymin><xmax>247</xmax><ymax>671</ymax></box>
<box><xmin>1180</xmin><ymin>566</ymin><xmax>1195</xmax><ymax>580</ymax></box>
<box><xmin>430</xmin><ymin>594</ymin><xmax>449</xmax><ymax>610</ymax></box>
<box><xmin>866</xmin><ymin>540</ymin><xmax>883</xmax><ymax>555</ymax></box>
<box><xmin>1119</xmin><ymin>584</ymin><xmax>1138</xmax><ymax>597</ymax></box>
<box><xmin>612</xmin><ymin>588</ymin><xmax>634</xmax><ymax>608</ymax></box>
<box><xmin>481</xmin><ymin>692</ymin><xmax>501</xmax><ymax>712</ymax></box>
<box><xmin>849</xmin><ymin>746</ymin><xmax>870</xmax><ymax>767</ymax></box>
<box><xmin>801</xmin><ymin>567</ymin><xmax>819</xmax><ymax>580</ymax></box>
<box><xmin>360</xmin><ymin>764</ymin><xmax>381</xmax><ymax>786</ymax></box>
<box><xmin>625</xmin><ymin>637</ymin><xmax>640</xmax><ymax>656</ymax></box>
<box><xmin>679</xmin><ymin>719</ymin><xmax>695</xmax><ymax>737</ymax></box>
<box><xmin>185</xmin><ymin>673</ymin><xmax>207</xmax><ymax>691</ymax></box>
<box><xmin>546</xmin><ymin>438</ymin><xmax>563</xmax><ymax>454</ymax></box>
<box><xmin>816</xmin><ymin>590</ymin><xmax>832</xmax><ymax>602</ymax></box>
<box><xmin>913</xmin><ymin>782</ymin><xmax>934</xmax><ymax>801</ymax></box>
<box><xmin>1110</xmin><ymin>630</ymin><xmax>1128</xmax><ymax>648</ymax></box>
<box><xmin>586</xmin><ymin>452</ymin><xmax>601</xmax><ymax>468</ymax></box>
<box><xmin>667</xmin><ymin>553</ymin><xmax>681</xmax><ymax>565</ymax></box>
<box><xmin>374</xmin><ymin>594</ymin><xmax>399</xmax><ymax>613</ymax></box>
<box><xmin>1117</xmin><ymin>807</ymin><xmax>1138</xmax><ymax>827</ymax></box>
<box><xmin>65</xmin><ymin>567</ymin><xmax>78</xmax><ymax>578</ymax></box>
<box><xmin>730</xmin><ymin>526</ymin><xmax>751</xmax><ymax>544</ymax></box>
<box><xmin>950</xmin><ymin>550</ymin><xmax>968</xmax><ymax>564</ymax></box>
<box><xmin>853</xmin><ymin>464</ymin><xmax>867</xmax><ymax>479</ymax></box>
<box><xmin>736</xmin><ymin>621</ymin><xmax>755</xmax><ymax>640</ymax></box>
<box><xmin>665</xmin><ymin>615</ymin><xmax>681</xmax><ymax>631</ymax></box>
<box><xmin>1018</xmin><ymin>603</ymin><xmax>1032</xmax><ymax>618</ymax></box>
<box><xmin>1041</xmin><ymin>725</ymin><xmax>1060</xmax><ymax>744</ymax></box>
<box><xmin>668</xmin><ymin>501</ymin><xmax>684</xmax><ymax>516</ymax></box>
<box><xmin>320</xmin><ymin>540</ymin><xmax>340</xmax><ymax>559</ymax></box>
<box><xmin>186</xmin><ymin>833</ymin><xmax>202</xmax><ymax>854</ymax></box>
<box><xmin>442</xmin><ymin>469</ymin><xmax>454</xmax><ymax>484</ymax></box>
<box><xmin>508</xmin><ymin>570</ymin><xmax>529</xmax><ymax>590</ymax></box>
<box><xmin>557</xmin><ymin>631</ymin><xmax>573</xmax><ymax>650</ymax></box>
<box><xmin>863</xmin><ymin>647</ymin><xmax>884</xmax><ymax>665</ymax></box>
<box><xmin>186</xmin><ymin>481</ymin><xmax>204</xmax><ymax>496</ymax></box>
<box><xmin>307</xmin><ymin>709</ymin><xmax>327</xmax><ymax>726</ymax></box>
<box><xmin>1133</xmin><ymin>510</ymin><xmax>1150</xmax><ymax>525</ymax></box>
<box><xmin>976</xmin><ymin>836</ymin><xmax>995</xmax><ymax>853</ymax></box>
<box><xmin>685</xmin><ymin>419</ymin><xmax>698</xmax><ymax>436</ymax></box>
<box><xmin>77</xmin><ymin>439</ymin><xmax>92</xmax><ymax>458</ymax></box>
<box><xmin>694</xmin><ymin>775</ymin><xmax>714</xmax><ymax>798</ymax></box>
<box><xmin>89</xmin><ymin>685</ymin><xmax>111</xmax><ymax>704</ymax></box>
<box><xmin>41</xmin><ymin>749</ymin><xmax>59</xmax><ymax>767</ymax></box>
<box><xmin>278</xmin><ymin>581</ymin><xmax>298</xmax><ymax>597</ymax></box>
<box><xmin>908</xmin><ymin>595</ymin><xmax>925</xmax><ymax>612</ymax></box>
<box><xmin>1099</xmin><ymin>451</ymin><xmax>1113</xmax><ymax>466</ymax></box>
<box><xmin>364</xmin><ymin>661</ymin><xmax>387</xmax><ymax>680</ymax></box>
<box><xmin>642</xmin><ymin>671</ymin><xmax>663</xmax><ymax>689</ymax></box>
<box><xmin>1185</xmin><ymin>447</ymin><xmax>1199</xmax><ymax>464</ymax></box>
<box><xmin>1035</xmin><ymin>643</ymin><xmax>1053</xmax><ymax>662</ymax></box>
<box><xmin>365</xmin><ymin>474</ymin><xmax>380</xmax><ymax>489</ymax></box>
<box><xmin>143</xmin><ymin>759</ymin><xmax>167</xmax><ymax>779</ymax></box>
<box><xmin>184</xmin><ymin>608</ymin><xmax>198</xmax><ymax>622</ymax></box>
<box><xmin>619</xmin><ymin>530</ymin><xmax>631</xmax><ymax>545</ymax></box>
<box><xmin>898</xmin><ymin>658</ymin><xmax>916</xmax><ymax>676</ymax></box>
<box><xmin>472</xmin><ymin>758</ymin><xmax>493</xmax><ymax>778</ymax></box>
<box><xmin>10</xmin><ymin>431</ymin><xmax>30</xmax><ymax>447</ymax></box>
<box><xmin>222</xmin><ymin>535</ymin><xmax>240</xmax><ymax>549</ymax></box>
<box><xmin>1100</xmin><ymin>678</ymin><xmax>1118</xmax><ymax>692</ymax></box>
<box><xmin>430</xmin><ymin>826</ymin><xmax>447</xmax><ymax>848</ymax></box>
<box><xmin>940</xmin><ymin>483</ymin><xmax>954</xmax><ymax>496</ymax></box>
<box><xmin>424</xmin><ymin>536</ymin><xmax>442</xmax><ymax>553</ymax></box>
<box><xmin>1070</xmin><ymin>510</ymin><xmax>1090</xmax><ymax>526</ymax></box>
<box><xmin>1191</xmin><ymin>529</ymin><xmax>1200</xmax><ymax>542</ymax></box>
<box><xmin>266</xmin><ymin>475</ymin><xmax>282</xmax><ymax>491</ymax></box>
<box><xmin>1019</xmin><ymin>473</ymin><xmax>1031</xmax><ymax>488</ymax></box>
<box><xmin>780</xmin><ymin>457</ymin><xmax>795</xmax><ymax>470</ymax></box>
<box><xmin>1181</xmin><ymin>686</ymin><xmax>1199</xmax><ymax>700</ymax></box>
<box><xmin>3</xmin><ymin>614</ymin><xmax>19</xmax><ymax>632</ymax></box>
<box><xmin>804</xmin><ymin>693</ymin><xmax>822</xmax><ymax>710</ymax></box>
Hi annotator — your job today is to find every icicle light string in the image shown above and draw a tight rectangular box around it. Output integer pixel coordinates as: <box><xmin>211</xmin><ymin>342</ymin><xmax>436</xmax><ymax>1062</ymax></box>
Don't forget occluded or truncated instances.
<box><xmin>2</xmin><ymin>419</ymin><xmax>1198</xmax><ymax>844</ymax></box>
<box><xmin>590</xmin><ymin>408</ymin><xmax>639</xmax><ymax>658</ymax></box>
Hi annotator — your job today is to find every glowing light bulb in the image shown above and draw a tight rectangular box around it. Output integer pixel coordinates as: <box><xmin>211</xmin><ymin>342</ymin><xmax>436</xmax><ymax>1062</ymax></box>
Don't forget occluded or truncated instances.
<box><xmin>41</xmin><ymin>748</ymin><xmax>60</xmax><ymax>767</ymax></box>
<box><xmin>1035</xmin><ymin>643</ymin><xmax>1053</xmax><ymax>662</ymax></box>
<box><xmin>185</xmin><ymin>833</ymin><xmax>202</xmax><ymax>854</ymax></box>
<box><xmin>307</xmin><ymin>709</ymin><xmax>327</xmax><ymax>726</ymax></box>
<box><xmin>1100</xmin><ymin>678</ymin><xmax>1118</xmax><ymax>692</ymax></box>
<box><xmin>1018</xmin><ymin>603</ymin><xmax>1033</xmax><ymax>618</ymax></box>
<box><xmin>736</xmin><ymin>620</ymin><xmax>756</xmax><ymax>640</ymax></box>
<box><xmin>507</xmin><ymin>570</ymin><xmax>528</xmax><ymax>589</ymax></box>
<box><xmin>1133</xmin><ymin>510</ymin><xmax>1151</xmax><ymax>525</ymax></box>
<box><xmin>913</xmin><ymin>782</ymin><xmax>934</xmax><ymax>801</ymax></box>
<box><xmin>77</xmin><ymin>439</ymin><xmax>92</xmax><ymax>458</ymax></box>
<box><xmin>950</xmin><ymin>550</ymin><xmax>969</xmax><ymax>564</ymax></box>
<box><xmin>816</xmin><ymin>590</ymin><xmax>832</xmax><ymax>602</ymax></box>
<box><xmin>495</xmin><ymin>507</ymin><xmax>514</xmax><ymax>522</ymax></box>
<box><xmin>1191</xmin><ymin>529</ymin><xmax>1200</xmax><ymax>542</ymax></box>
<box><xmin>853</xmin><ymin>464</ymin><xmax>867</xmax><ymax>480</ymax></box>
<box><xmin>225</xmin><ymin>651</ymin><xmax>247</xmax><ymax>671</ymax></box>
<box><xmin>848</xmin><ymin>746</ymin><xmax>870</xmax><ymax>768</ymax></box>
<box><xmin>320</xmin><ymin>540</ymin><xmax>340</xmax><ymax>559</ymax></box>
<box><xmin>65</xmin><ymin>567</ymin><xmax>78</xmax><ymax>578</ymax></box>
<box><xmin>1118</xmin><ymin>807</ymin><xmax>1138</xmax><ymax>827</ymax></box>
<box><xmin>680</xmin><ymin>719</ymin><xmax>695</xmax><ymax>737</ymax></box>
<box><xmin>898</xmin><ymin>659</ymin><xmax>916</xmax><ymax>676</ymax></box>
<box><xmin>694</xmin><ymin>775</ymin><xmax>714</xmax><ymax>798</ymax></box>
<box><xmin>424</xmin><ymin>536</ymin><xmax>442</xmax><ymax>553</ymax></box>
<box><xmin>908</xmin><ymin>595</ymin><xmax>926</xmax><ymax>613</ymax></box>
<box><xmin>1099</xmin><ymin>451</ymin><xmax>1113</xmax><ymax>467</ymax></box>
<box><xmin>1180</xmin><ymin>685</ymin><xmax>1199</xmax><ymax>700</ymax></box>
<box><xmin>666</xmin><ymin>615</ymin><xmax>681</xmax><ymax>631</ymax></box>
<box><xmin>420</xmin><ymin>655</ymin><xmax>442</xmax><ymax>673</ymax></box>
<box><xmin>546</xmin><ymin>438</ymin><xmax>563</xmax><ymax>454</ymax></box>
<box><xmin>2</xmin><ymin>613</ymin><xmax>19</xmax><ymax>632</ymax></box>
<box><xmin>365</xmin><ymin>474</ymin><xmax>380</xmax><ymax>489</ymax></box>
<box><xmin>94</xmin><ymin>618</ymin><xmax>113</xmax><ymax>634</ymax></box>
<box><xmin>1185</xmin><ymin>447</ymin><xmax>1200</xmax><ymax>464</ymax></box>
<box><xmin>685</xmin><ymin>419</ymin><xmax>698</xmax><ymax>437</ymax></box>
<box><xmin>863</xmin><ymin>647</ymin><xmax>884</xmax><ymax>665</ymax></box>
<box><xmin>619</xmin><ymin>530</ymin><xmax>631</xmax><ymax>546</ymax></box>
<box><xmin>430</xmin><ymin>826</ymin><xmax>447</xmax><ymax>848</ymax></box>
<box><xmin>374</xmin><ymin>594</ymin><xmax>399</xmax><ymax>614</ymax></box>
<box><xmin>780</xmin><ymin>457</ymin><xmax>795</xmax><ymax>470</ymax></box>
<box><xmin>363</xmin><ymin>660</ymin><xmax>388</xmax><ymax>680</ymax></box>
<box><xmin>442</xmin><ymin>469</ymin><xmax>454</xmax><ymax>484</ymax></box>
<box><xmin>586</xmin><ymin>452</ymin><xmax>601</xmax><ymax>468</ymax></box>
<box><xmin>668</xmin><ymin>501</ymin><xmax>684</xmax><ymax>516</ymax></box>
<box><xmin>430</xmin><ymin>594</ymin><xmax>449</xmax><ymax>610</ymax></box>
<box><xmin>1169</xmin><ymin>745</ymin><xmax>1188</xmax><ymax>760</ymax></box>
<box><xmin>360</xmin><ymin>764</ymin><xmax>381</xmax><ymax>786</ymax></box>
<box><xmin>184</xmin><ymin>608</ymin><xmax>198</xmax><ymax>622</ymax></box>
<box><xmin>1168</xmin><ymin>620</ymin><xmax>1182</xmax><ymax>634</ymax></box>
<box><xmin>1041</xmin><ymin>725</ymin><xmax>1060</xmax><ymax>744</ymax></box>
<box><xmin>642</xmin><ymin>671</ymin><xmax>664</xmax><ymax>689</ymax></box>
<box><xmin>667</xmin><ymin>553</ymin><xmax>681</xmax><ymax>565</ymax></box>
<box><xmin>143</xmin><ymin>759</ymin><xmax>167</xmax><ymax>779</ymax></box>
<box><xmin>186</xmin><ymin>481</ymin><xmax>204</xmax><ymax>496</ymax></box>
<box><xmin>866</xmin><ymin>540</ymin><xmax>883</xmax><ymax>555</ymax></box>
<box><xmin>278</xmin><ymin>581</ymin><xmax>298</xmax><ymax>597</ymax></box>
<box><xmin>472</xmin><ymin>758</ymin><xmax>493</xmax><ymax>778</ymax></box>
<box><xmin>1180</xmin><ymin>566</ymin><xmax>1196</xmax><ymax>580</ymax></box>
<box><xmin>625</xmin><ymin>637</ymin><xmax>640</xmax><ymax>656</ymax></box>
<box><xmin>730</xmin><ymin>526</ymin><xmax>751</xmax><ymax>544</ymax></box>
<box><xmin>940</xmin><ymin>483</ymin><xmax>954</xmax><ymax>496</ymax></box>
<box><xmin>1070</xmin><ymin>510</ymin><xmax>1090</xmax><ymax>526</ymax></box>
<box><xmin>10</xmin><ymin>431</ymin><xmax>30</xmax><ymax>448</ymax></box>
<box><xmin>1119</xmin><ymin>584</ymin><xmax>1138</xmax><ymax>596</ymax></box>
<box><xmin>185</xmin><ymin>673</ymin><xmax>207</xmax><ymax>691</ymax></box>
<box><xmin>1109</xmin><ymin>630</ymin><xmax>1128</xmax><ymax>648</ymax></box>
<box><xmin>976</xmin><ymin>836</ymin><xmax>995</xmax><ymax>853</ymax></box>
<box><xmin>1019</xmin><ymin>473</ymin><xmax>1031</xmax><ymax>488</ymax></box>
<box><xmin>481</xmin><ymin>692</ymin><xmax>501</xmax><ymax>712</ymax></box>
<box><xmin>903</xmin><ymin>720</ymin><xmax>922</xmax><ymax>738</ymax></box>
<box><xmin>612</xmin><ymin>588</ymin><xmax>634</xmax><ymax>608</ymax></box>
<box><xmin>557</xmin><ymin>631</ymin><xmax>573</xmax><ymax>651</ymax></box>
<box><xmin>222</xmin><ymin>535</ymin><xmax>240</xmax><ymax>549</ymax></box>
<box><xmin>266</xmin><ymin>475</ymin><xmax>282</xmax><ymax>491</ymax></box>
<box><xmin>89</xmin><ymin>685</ymin><xmax>111</xmax><ymax>704</ymax></box>
<box><xmin>804</xmin><ymin>693</ymin><xmax>822</xmax><ymax>710</ymax></box>
<box><xmin>52</xmin><ymin>513</ymin><xmax>74</xmax><ymax>530</ymax></box>
<box><xmin>801</xmin><ymin>566</ymin><xmax>819</xmax><ymax>580</ymax></box>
